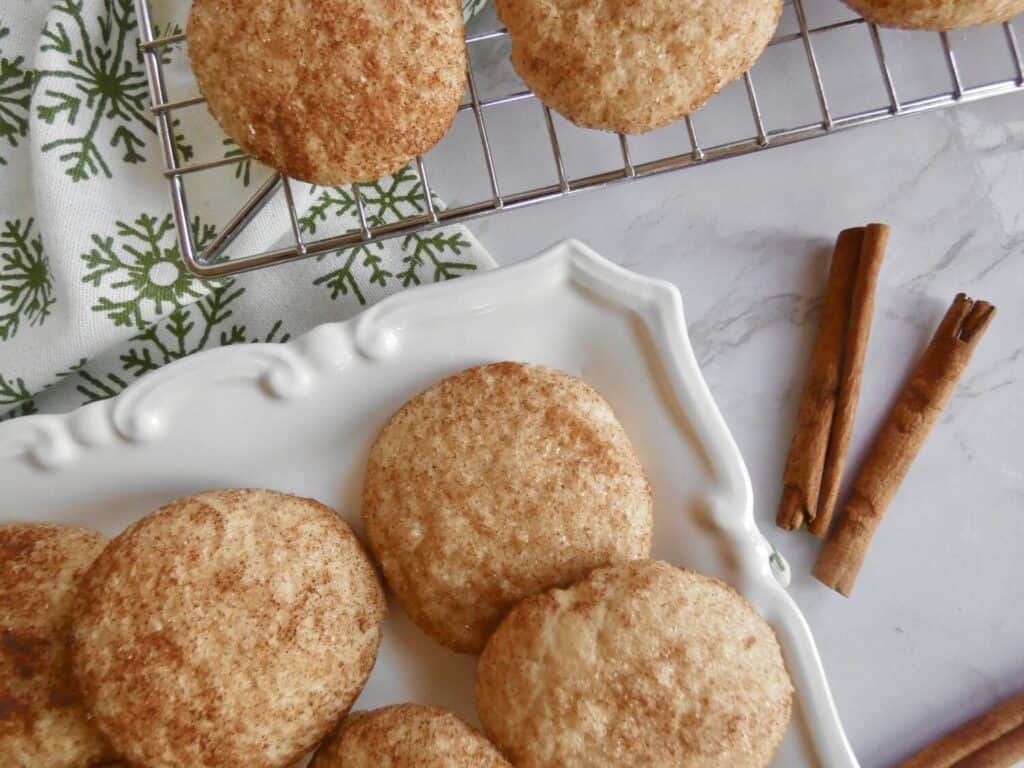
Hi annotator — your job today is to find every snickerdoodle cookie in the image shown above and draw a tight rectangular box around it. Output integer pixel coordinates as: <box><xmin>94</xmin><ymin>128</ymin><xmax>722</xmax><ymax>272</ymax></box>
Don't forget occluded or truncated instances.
<box><xmin>70</xmin><ymin>489</ymin><xmax>386</xmax><ymax>768</ymax></box>
<box><xmin>362</xmin><ymin>362</ymin><xmax>652</xmax><ymax>653</ymax></box>
<box><xmin>310</xmin><ymin>704</ymin><xmax>510</xmax><ymax>767</ymax></box>
<box><xmin>843</xmin><ymin>0</ymin><xmax>1024</xmax><ymax>29</ymax></box>
<box><xmin>476</xmin><ymin>560</ymin><xmax>794</xmax><ymax>768</ymax></box>
<box><xmin>187</xmin><ymin>0</ymin><xmax>466</xmax><ymax>184</ymax></box>
<box><xmin>1</xmin><ymin>523</ymin><xmax>114</xmax><ymax>768</ymax></box>
<box><xmin>496</xmin><ymin>0</ymin><xmax>783</xmax><ymax>132</ymax></box>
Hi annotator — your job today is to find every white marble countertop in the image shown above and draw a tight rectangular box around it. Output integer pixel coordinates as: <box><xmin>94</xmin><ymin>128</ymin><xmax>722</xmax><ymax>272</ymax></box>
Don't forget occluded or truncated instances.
<box><xmin>464</xmin><ymin>53</ymin><xmax>1024</xmax><ymax>768</ymax></box>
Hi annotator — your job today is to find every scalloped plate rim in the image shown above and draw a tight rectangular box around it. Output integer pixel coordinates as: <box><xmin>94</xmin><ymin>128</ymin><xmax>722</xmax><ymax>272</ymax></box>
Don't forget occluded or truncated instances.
<box><xmin>0</xmin><ymin>238</ymin><xmax>859</xmax><ymax>766</ymax></box>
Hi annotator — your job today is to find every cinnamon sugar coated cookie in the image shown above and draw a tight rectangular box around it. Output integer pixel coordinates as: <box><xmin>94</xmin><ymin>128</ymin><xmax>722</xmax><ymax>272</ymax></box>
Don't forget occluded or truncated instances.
<box><xmin>187</xmin><ymin>0</ymin><xmax>466</xmax><ymax>184</ymax></box>
<box><xmin>476</xmin><ymin>560</ymin><xmax>794</xmax><ymax>768</ymax></box>
<box><xmin>70</xmin><ymin>489</ymin><xmax>387</xmax><ymax>768</ymax></box>
<box><xmin>0</xmin><ymin>524</ymin><xmax>114</xmax><ymax>768</ymax></box>
<box><xmin>842</xmin><ymin>0</ymin><xmax>1024</xmax><ymax>28</ymax></box>
<box><xmin>495</xmin><ymin>0</ymin><xmax>783</xmax><ymax>133</ymax></box>
<box><xmin>311</xmin><ymin>704</ymin><xmax>511</xmax><ymax>767</ymax></box>
<box><xmin>362</xmin><ymin>362</ymin><xmax>653</xmax><ymax>653</ymax></box>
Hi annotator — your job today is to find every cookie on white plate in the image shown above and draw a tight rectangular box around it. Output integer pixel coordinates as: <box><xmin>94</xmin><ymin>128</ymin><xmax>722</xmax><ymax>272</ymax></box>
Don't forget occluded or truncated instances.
<box><xmin>311</xmin><ymin>704</ymin><xmax>510</xmax><ymax>767</ymax></box>
<box><xmin>71</xmin><ymin>489</ymin><xmax>386</xmax><ymax>768</ymax></box>
<box><xmin>0</xmin><ymin>523</ymin><xmax>115</xmax><ymax>768</ymax></box>
<box><xmin>476</xmin><ymin>560</ymin><xmax>794</xmax><ymax>767</ymax></box>
<box><xmin>363</xmin><ymin>362</ymin><xmax>653</xmax><ymax>653</ymax></box>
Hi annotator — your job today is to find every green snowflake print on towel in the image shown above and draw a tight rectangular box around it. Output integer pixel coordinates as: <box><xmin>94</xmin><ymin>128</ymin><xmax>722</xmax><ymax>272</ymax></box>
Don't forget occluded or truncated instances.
<box><xmin>0</xmin><ymin>219</ymin><xmax>55</xmax><ymax>341</ymax></box>
<box><xmin>0</xmin><ymin>359</ymin><xmax>92</xmax><ymax>420</ymax></box>
<box><xmin>301</xmin><ymin>166</ymin><xmax>477</xmax><ymax>303</ymax></box>
<box><xmin>82</xmin><ymin>212</ymin><xmax>219</xmax><ymax>329</ymax></box>
<box><xmin>463</xmin><ymin>0</ymin><xmax>489</xmax><ymax>20</ymax></box>
<box><xmin>0</xmin><ymin>371</ymin><xmax>36</xmax><ymax>420</ymax></box>
<box><xmin>223</xmin><ymin>138</ymin><xmax>254</xmax><ymax>187</ymax></box>
<box><xmin>396</xmin><ymin>230</ymin><xmax>475</xmax><ymax>287</ymax></box>
<box><xmin>301</xmin><ymin>166</ymin><xmax>435</xmax><ymax>233</ymax></box>
<box><xmin>300</xmin><ymin>185</ymin><xmax>395</xmax><ymax>303</ymax></box>
<box><xmin>74</xmin><ymin>279</ymin><xmax>290</xmax><ymax>403</ymax></box>
<box><xmin>35</xmin><ymin>0</ymin><xmax>154</xmax><ymax>181</ymax></box>
<box><xmin>0</xmin><ymin>25</ymin><xmax>33</xmax><ymax>167</ymax></box>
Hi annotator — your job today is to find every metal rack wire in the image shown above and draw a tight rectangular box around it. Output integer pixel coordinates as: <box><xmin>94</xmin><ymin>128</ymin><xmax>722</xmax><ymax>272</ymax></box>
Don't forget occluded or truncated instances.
<box><xmin>136</xmin><ymin>0</ymin><xmax>1024</xmax><ymax>278</ymax></box>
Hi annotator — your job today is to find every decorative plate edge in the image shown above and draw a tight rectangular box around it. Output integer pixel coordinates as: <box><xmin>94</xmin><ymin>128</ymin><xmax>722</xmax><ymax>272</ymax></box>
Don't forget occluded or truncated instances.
<box><xmin>560</xmin><ymin>239</ymin><xmax>859</xmax><ymax>767</ymax></box>
<box><xmin>0</xmin><ymin>239</ymin><xmax>858</xmax><ymax>765</ymax></box>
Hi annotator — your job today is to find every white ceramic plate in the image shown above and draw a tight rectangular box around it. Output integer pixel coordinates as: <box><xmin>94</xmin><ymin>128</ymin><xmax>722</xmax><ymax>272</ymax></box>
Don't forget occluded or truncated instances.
<box><xmin>0</xmin><ymin>240</ymin><xmax>858</xmax><ymax>767</ymax></box>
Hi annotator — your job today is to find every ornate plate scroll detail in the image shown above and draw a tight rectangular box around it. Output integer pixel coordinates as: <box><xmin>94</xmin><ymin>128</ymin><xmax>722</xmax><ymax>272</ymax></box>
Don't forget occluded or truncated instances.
<box><xmin>0</xmin><ymin>324</ymin><xmax>353</xmax><ymax>468</ymax></box>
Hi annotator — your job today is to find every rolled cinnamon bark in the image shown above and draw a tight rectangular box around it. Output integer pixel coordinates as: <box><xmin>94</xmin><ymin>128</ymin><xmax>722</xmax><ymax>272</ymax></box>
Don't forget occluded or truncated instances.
<box><xmin>811</xmin><ymin>223</ymin><xmax>889</xmax><ymax>537</ymax></box>
<box><xmin>898</xmin><ymin>691</ymin><xmax>1024</xmax><ymax>768</ymax></box>
<box><xmin>813</xmin><ymin>293</ymin><xmax>995</xmax><ymax>595</ymax></box>
<box><xmin>776</xmin><ymin>228</ymin><xmax>862</xmax><ymax>531</ymax></box>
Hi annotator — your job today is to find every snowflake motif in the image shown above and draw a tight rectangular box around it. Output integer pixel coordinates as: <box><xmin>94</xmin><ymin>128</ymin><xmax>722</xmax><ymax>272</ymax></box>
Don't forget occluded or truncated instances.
<box><xmin>310</xmin><ymin>248</ymin><xmax>378</xmax><ymax>304</ymax></box>
<box><xmin>0</xmin><ymin>399</ymin><xmax>37</xmax><ymax>420</ymax></box>
<box><xmin>397</xmin><ymin>230</ymin><xmax>476</xmax><ymax>287</ymax></box>
<box><xmin>299</xmin><ymin>165</ymin><xmax>477</xmax><ymax>303</ymax></box>
<box><xmin>151</xmin><ymin>21</ymin><xmax>184</xmax><ymax>67</ymax></box>
<box><xmin>81</xmin><ymin>212</ymin><xmax>219</xmax><ymax>329</ymax></box>
<box><xmin>0</xmin><ymin>370</ymin><xmax>37</xmax><ymax>421</ymax></box>
<box><xmin>0</xmin><ymin>371</ymin><xmax>32</xmax><ymax>408</ymax></box>
<box><xmin>0</xmin><ymin>219</ymin><xmax>55</xmax><ymax>341</ymax></box>
<box><xmin>74</xmin><ymin>280</ymin><xmax>289</xmax><ymax>403</ymax></box>
<box><xmin>463</xmin><ymin>0</ymin><xmax>489</xmax><ymax>20</ymax></box>
<box><xmin>0</xmin><ymin>357</ymin><xmax>91</xmax><ymax>420</ymax></box>
<box><xmin>302</xmin><ymin>186</ymin><xmax>392</xmax><ymax>304</ymax></box>
<box><xmin>34</xmin><ymin>0</ymin><xmax>154</xmax><ymax>181</ymax></box>
<box><xmin>171</xmin><ymin>116</ymin><xmax>195</xmax><ymax>162</ymax></box>
<box><xmin>223</xmin><ymin>138</ymin><xmax>254</xmax><ymax>187</ymax></box>
<box><xmin>300</xmin><ymin>165</ymin><xmax>430</xmax><ymax>236</ymax></box>
<box><xmin>0</xmin><ymin>26</ymin><xmax>33</xmax><ymax>167</ymax></box>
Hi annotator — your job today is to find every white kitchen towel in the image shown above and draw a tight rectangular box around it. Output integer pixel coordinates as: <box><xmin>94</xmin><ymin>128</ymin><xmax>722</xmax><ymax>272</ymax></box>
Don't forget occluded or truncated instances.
<box><xmin>0</xmin><ymin>0</ymin><xmax>495</xmax><ymax>419</ymax></box>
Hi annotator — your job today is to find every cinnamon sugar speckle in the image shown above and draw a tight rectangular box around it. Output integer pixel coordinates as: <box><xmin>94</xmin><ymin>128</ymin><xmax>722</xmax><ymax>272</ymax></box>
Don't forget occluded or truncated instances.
<box><xmin>70</xmin><ymin>489</ymin><xmax>386</xmax><ymax>768</ymax></box>
<box><xmin>496</xmin><ymin>0</ymin><xmax>782</xmax><ymax>133</ymax></box>
<box><xmin>187</xmin><ymin>0</ymin><xmax>466</xmax><ymax>185</ymax></box>
<box><xmin>0</xmin><ymin>523</ymin><xmax>114</xmax><ymax>765</ymax></box>
<box><xmin>311</xmin><ymin>704</ymin><xmax>510</xmax><ymax>767</ymax></box>
<box><xmin>363</xmin><ymin>362</ymin><xmax>653</xmax><ymax>653</ymax></box>
<box><xmin>477</xmin><ymin>560</ymin><xmax>794</xmax><ymax>767</ymax></box>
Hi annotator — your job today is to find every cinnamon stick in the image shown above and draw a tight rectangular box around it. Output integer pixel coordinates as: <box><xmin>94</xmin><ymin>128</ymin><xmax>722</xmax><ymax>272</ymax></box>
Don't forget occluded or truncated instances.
<box><xmin>776</xmin><ymin>228</ymin><xmax>862</xmax><ymax>531</ymax></box>
<box><xmin>898</xmin><ymin>691</ymin><xmax>1024</xmax><ymax>768</ymax></box>
<box><xmin>813</xmin><ymin>293</ymin><xmax>995</xmax><ymax>595</ymax></box>
<box><xmin>810</xmin><ymin>223</ymin><xmax>888</xmax><ymax>537</ymax></box>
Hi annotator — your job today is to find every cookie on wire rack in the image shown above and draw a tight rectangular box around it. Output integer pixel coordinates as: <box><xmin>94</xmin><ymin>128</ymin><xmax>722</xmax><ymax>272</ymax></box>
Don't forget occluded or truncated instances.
<box><xmin>310</xmin><ymin>704</ymin><xmax>511</xmax><ymax>767</ymax></box>
<box><xmin>0</xmin><ymin>523</ymin><xmax>116</xmax><ymax>767</ymax></box>
<box><xmin>187</xmin><ymin>0</ymin><xmax>467</xmax><ymax>185</ymax></box>
<box><xmin>842</xmin><ymin>0</ymin><xmax>1024</xmax><ymax>29</ymax></box>
<box><xmin>69</xmin><ymin>489</ymin><xmax>387</xmax><ymax>768</ymax></box>
<box><xmin>495</xmin><ymin>0</ymin><xmax>783</xmax><ymax>133</ymax></box>
<box><xmin>476</xmin><ymin>560</ymin><xmax>794</xmax><ymax>768</ymax></box>
<box><xmin>362</xmin><ymin>362</ymin><xmax>653</xmax><ymax>653</ymax></box>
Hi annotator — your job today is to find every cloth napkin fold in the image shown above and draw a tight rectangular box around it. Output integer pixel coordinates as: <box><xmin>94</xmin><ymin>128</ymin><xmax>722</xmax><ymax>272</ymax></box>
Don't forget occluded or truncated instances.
<box><xmin>0</xmin><ymin>0</ymin><xmax>496</xmax><ymax>420</ymax></box>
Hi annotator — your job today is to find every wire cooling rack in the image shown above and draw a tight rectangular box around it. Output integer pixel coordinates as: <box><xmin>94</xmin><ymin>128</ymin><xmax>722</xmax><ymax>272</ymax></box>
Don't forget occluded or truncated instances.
<box><xmin>136</xmin><ymin>0</ymin><xmax>1024</xmax><ymax>278</ymax></box>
